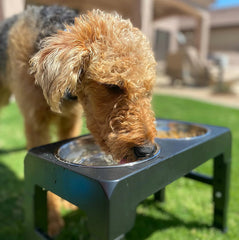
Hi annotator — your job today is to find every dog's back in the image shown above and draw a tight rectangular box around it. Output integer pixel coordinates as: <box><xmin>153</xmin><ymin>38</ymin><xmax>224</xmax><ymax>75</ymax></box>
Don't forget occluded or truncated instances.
<box><xmin>0</xmin><ymin>5</ymin><xmax>78</xmax><ymax>107</ymax></box>
<box><xmin>0</xmin><ymin>15</ymin><xmax>18</xmax><ymax>107</ymax></box>
<box><xmin>0</xmin><ymin>15</ymin><xmax>18</xmax><ymax>74</ymax></box>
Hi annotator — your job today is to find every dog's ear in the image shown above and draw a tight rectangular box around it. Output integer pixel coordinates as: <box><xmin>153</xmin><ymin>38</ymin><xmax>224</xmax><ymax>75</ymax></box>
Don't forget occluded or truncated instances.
<box><xmin>29</xmin><ymin>30</ymin><xmax>90</xmax><ymax>113</ymax></box>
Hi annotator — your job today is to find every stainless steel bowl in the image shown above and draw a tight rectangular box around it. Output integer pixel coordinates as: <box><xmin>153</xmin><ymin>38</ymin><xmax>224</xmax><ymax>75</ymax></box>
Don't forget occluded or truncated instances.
<box><xmin>56</xmin><ymin>120</ymin><xmax>208</xmax><ymax>167</ymax></box>
<box><xmin>156</xmin><ymin>120</ymin><xmax>208</xmax><ymax>139</ymax></box>
<box><xmin>56</xmin><ymin>135</ymin><xmax>160</xmax><ymax>167</ymax></box>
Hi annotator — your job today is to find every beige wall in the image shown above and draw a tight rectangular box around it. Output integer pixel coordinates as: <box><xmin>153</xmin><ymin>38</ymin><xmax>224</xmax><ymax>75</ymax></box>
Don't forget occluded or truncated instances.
<box><xmin>183</xmin><ymin>26</ymin><xmax>239</xmax><ymax>52</ymax></box>
<box><xmin>1</xmin><ymin>0</ymin><xmax>24</xmax><ymax>19</ymax></box>
<box><xmin>209</xmin><ymin>27</ymin><xmax>239</xmax><ymax>51</ymax></box>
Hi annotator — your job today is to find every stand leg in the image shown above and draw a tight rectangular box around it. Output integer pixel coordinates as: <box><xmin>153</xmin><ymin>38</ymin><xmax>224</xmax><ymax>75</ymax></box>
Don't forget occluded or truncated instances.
<box><xmin>213</xmin><ymin>154</ymin><xmax>231</xmax><ymax>232</ymax></box>
<box><xmin>34</xmin><ymin>186</ymin><xmax>48</xmax><ymax>235</ymax></box>
<box><xmin>25</xmin><ymin>183</ymin><xmax>49</xmax><ymax>239</ymax></box>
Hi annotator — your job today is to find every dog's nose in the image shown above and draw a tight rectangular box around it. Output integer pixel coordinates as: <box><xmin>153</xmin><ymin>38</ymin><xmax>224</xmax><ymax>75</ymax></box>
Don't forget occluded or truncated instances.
<box><xmin>133</xmin><ymin>143</ymin><xmax>156</xmax><ymax>158</ymax></box>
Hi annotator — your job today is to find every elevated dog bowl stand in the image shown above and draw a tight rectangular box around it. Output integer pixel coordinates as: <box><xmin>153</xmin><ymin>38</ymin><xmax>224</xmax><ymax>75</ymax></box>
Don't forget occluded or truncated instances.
<box><xmin>24</xmin><ymin>119</ymin><xmax>231</xmax><ymax>240</ymax></box>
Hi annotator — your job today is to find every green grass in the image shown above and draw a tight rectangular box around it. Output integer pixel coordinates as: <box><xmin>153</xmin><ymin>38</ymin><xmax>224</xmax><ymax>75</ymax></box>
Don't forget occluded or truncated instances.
<box><xmin>0</xmin><ymin>95</ymin><xmax>239</xmax><ymax>240</ymax></box>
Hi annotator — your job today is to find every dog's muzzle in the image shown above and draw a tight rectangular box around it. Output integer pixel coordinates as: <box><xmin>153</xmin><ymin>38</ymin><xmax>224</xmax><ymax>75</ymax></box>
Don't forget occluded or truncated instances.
<box><xmin>133</xmin><ymin>143</ymin><xmax>157</xmax><ymax>159</ymax></box>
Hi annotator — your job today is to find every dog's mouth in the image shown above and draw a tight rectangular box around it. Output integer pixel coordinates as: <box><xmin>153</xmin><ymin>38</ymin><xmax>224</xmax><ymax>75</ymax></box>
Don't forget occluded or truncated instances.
<box><xmin>119</xmin><ymin>157</ymin><xmax>131</xmax><ymax>164</ymax></box>
<box><xmin>119</xmin><ymin>158</ymin><xmax>129</xmax><ymax>164</ymax></box>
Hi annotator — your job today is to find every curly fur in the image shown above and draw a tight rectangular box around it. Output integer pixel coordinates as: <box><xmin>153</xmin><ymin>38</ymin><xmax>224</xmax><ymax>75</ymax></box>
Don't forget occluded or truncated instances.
<box><xmin>30</xmin><ymin>9</ymin><xmax>157</xmax><ymax>160</ymax></box>
<box><xmin>0</xmin><ymin>6</ymin><xmax>157</xmax><ymax>236</ymax></box>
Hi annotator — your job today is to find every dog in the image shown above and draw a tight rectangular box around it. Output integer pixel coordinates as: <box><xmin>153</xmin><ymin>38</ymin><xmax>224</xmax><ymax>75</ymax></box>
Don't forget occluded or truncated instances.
<box><xmin>0</xmin><ymin>5</ymin><xmax>157</xmax><ymax>236</ymax></box>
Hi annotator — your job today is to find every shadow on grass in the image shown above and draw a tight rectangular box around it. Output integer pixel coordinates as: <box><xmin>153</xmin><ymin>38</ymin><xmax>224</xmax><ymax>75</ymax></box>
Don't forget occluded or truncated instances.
<box><xmin>57</xmin><ymin>209</ymin><xmax>90</xmax><ymax>240</ymax></box>
<box><xmin>56</xmin><ymin>197</ymin><xmax>210</xmax><ymax>240</ymax></box>
<box><xmin>0</xmin><ymin>146</ymin><xmax>26</xmax><ymax>155</ymax></box>
<box><xmin>126</xmin><ymin>198</ymin><xmax>210</xmax><ymax>240</ymax></box>
<box><xmin>0</xmin><ymin>163</ymin><xmax>25</xmax><ymax>240</ymax></box>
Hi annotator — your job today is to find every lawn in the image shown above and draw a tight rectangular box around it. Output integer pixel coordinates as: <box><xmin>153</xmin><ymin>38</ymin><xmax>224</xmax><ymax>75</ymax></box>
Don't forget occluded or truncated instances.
<box><xmin>0</xmin><ymin>94</ymin><xmax>238</xmax><ymax>240</ymax></box>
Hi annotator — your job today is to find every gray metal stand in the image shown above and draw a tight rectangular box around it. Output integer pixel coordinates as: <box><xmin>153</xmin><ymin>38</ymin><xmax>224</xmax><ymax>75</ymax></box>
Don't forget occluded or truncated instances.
<box><xmin>24</xmin><ymin>119</ymin><xmax>231</xmax><ymax>239</ymax></box>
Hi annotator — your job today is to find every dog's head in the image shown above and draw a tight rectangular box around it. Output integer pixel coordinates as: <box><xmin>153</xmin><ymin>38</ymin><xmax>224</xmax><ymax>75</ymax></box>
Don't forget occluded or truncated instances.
<box><xmin>30</xmin><ymin>10</ymin><xmax>157</xmax><ymax>162</ymax></box>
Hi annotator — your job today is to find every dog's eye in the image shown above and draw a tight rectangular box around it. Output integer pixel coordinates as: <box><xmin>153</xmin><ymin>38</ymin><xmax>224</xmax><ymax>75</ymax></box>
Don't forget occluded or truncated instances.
<box><xmin>104</xmin><ymin>84</ymin><xmax>123</xmax><ymax>94</ymax></box>
<box><xmin>63</xmin><ymin>89</ymin><xmax>78</xmax><ymax>101</ymax></box>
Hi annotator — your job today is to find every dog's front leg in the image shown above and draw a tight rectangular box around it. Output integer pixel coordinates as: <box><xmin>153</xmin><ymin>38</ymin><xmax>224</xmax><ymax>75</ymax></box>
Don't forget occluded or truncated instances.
<box><xmin>47</xmin><ymin>191</ymin><xmax>65</xmax><ymax>237</ymax></box>
<box><xmin>56</xmin><ymin>113</ymin><xmax>82</xmax><ymax>141</ymax></box>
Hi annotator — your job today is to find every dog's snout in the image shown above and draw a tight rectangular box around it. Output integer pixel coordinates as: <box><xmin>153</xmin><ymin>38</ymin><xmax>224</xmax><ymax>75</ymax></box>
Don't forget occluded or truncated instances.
<box><xmin>133</xmin><ymin>143</ymin><xmax>156</xmax><ymax>158</ymax></box>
